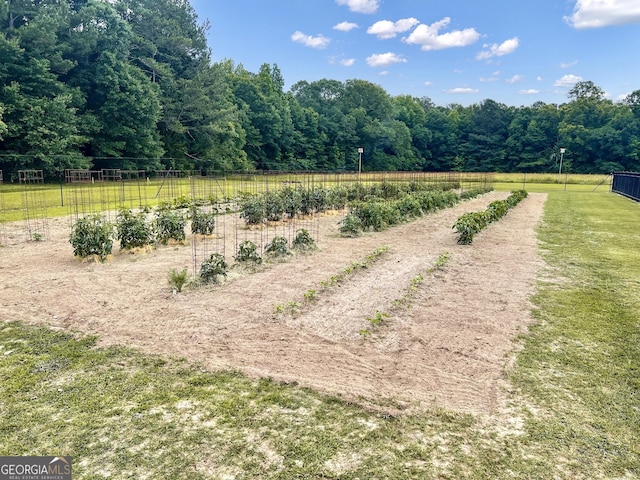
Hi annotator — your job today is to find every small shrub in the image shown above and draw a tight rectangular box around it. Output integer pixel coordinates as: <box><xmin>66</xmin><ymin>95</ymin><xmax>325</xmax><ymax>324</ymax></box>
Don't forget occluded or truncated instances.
<box><xmin>240</xmin><ymin>195</ymin><xmax>265</xmax><ymax>225</ymax></box>
<box><xmin>486</xmin><ymin>200</ymin><xmax>509</xmax><ymax>222</ymax></box>
<box><xmin>154</xmin><ymin>209</ymin><xmax>186</xmax><ymax>245</ymax></box>
<box><xmin>312</xmin><ymin>188</ymin><xmax>329</xmax><ymax>213</ymax></box>
<box><xmin>69</xmin><ymin>214</ymin><xmax>113</xmax><ymax>261</ymax></box>
<box><xmin>352</xmin><ymin>202</ymin><xmax>387</xmax><ymax>231</ymax></box>
<box><xmin>264</xmin><ymin>191</ymin><xmax>285</xmax><ymax>222</ymax></box>
<box><xmin>281</xmin><ymin>187</ymin><xmax>302</xmax><ymax>218</ymax></box>
<box><xmin>339</xmin><ymin>213</ymin><xmax>363</xmax><ymax>237</ymax></box>
<box><xmin>298</xmin><ymin>188</ymin><xmax>315</xmax><ymax>216</ymax></box>
<box><xmin>173</xmin><ymin>195</ymin><xmax>192</xmax><ymax>209</ymax></box>
<box><xmin>235</xmin><ymin>240</ymin><xmax>262</xmax><ymax>264</ymax></box>
<box><xmin>265</xmin><ymin>236</ymin><xmax>288</xmax><ymax>257</ymax></box>
<box><xmin>167</xmin><ymin>267</ymin><xmax>189</xmax><ymax>293</ymax></box>
<box><xmin>453</xmin><ymin>211</ymin><xmax>488</xmax><ymax>245</ymax></box>
<box><xmin>292</xmin><ymin>229</ymin><xmax>316</xmax><ymax>251</ymax></box>
<box><xmin>199</xmin><ymin>253</ymin><xmax>228</xmax><ymax>284</ymax></box>
<box><xmin>190</xmin><ymin>207</ymin><xmax>216</xmax><ymax>235</ymax></box>
<box><xmin>116</xmin><ymin>209</ymin><xmax>152</xmax><ymax>249</ymax></box>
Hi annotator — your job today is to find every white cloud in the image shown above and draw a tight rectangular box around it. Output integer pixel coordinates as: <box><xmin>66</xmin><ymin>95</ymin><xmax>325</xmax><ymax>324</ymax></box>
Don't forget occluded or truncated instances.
<box><xmin>291</xmin><ymin>31</ymin><xmax>330</xmax><ymax>49</ymax></box>
<box><xmin>379</xmin><ymin>71</ymin><xmax>390</xmax><ymax>76</ymax></box>
<box><xmin>424</xmin><ymin>81</ymin><xmax>433</xmax><ymax>86</ymax></box>
<box><xmin>537</xmin><ymin>76</ymin><xmax>543</xmax><ymax>81</ymax></box>
<box><xmin>445</xmin><ymin>87</ymin><xmax>480</xmax><ymax>94</ymax></box>
<box><xmin>341</xmin><ymin>58</ymin><xmax>356</xmax><ymax>66</ymax></box>
<box><xmin>366</xmin><ymin>52</ymin><xmax>408</xmax><ymax>67</ymax></box>
<box><xmin>334</xmin><ymin>21</ymin><xmax>359</xmax><ymax>32</ymax></box>
<box><xmin>520</xmin><ymin>89</ymin><xmax>540</xmax><ymax>95</ymax></box>
<box><xmin>336</xmin><ymin>0</ymin><xmax>380</xmax><ymax>14</ymax></box>
<box><xmin>403</xmin><ymin>17</ymin><xmax>480</xmax><ymax>51</ymax></box>
<box><xmin>507</xmin><ymin>75</ymin><xmax>524</xmax><ymax>84</ymax></box>
<box><xmin>476</xmin><ymin>37</ymin><xmax>519</xmax><ymax>60</ymax></box>
<box><xmin>560</xmin><ymin>60</ymin><xmax>578</xmax><ymax>68</ymax></box>
<box><xmin>565</xmin><ymin>0</ymin><xmax>640</xmax><ymax>28</ymax></box>
<box><xmin>367</xmin><ymin>18</ymin><xmax>420</xmax><ymax>39</ymax></box>
<box><xmin>480</xmin><ymin>76</ymin><xmax>500</xmax><ymax>82</ymax></box>
<box><xmin>554</xmin><ymin>74</ymin><xmax>583</xmax><ymax>87</ymax></box>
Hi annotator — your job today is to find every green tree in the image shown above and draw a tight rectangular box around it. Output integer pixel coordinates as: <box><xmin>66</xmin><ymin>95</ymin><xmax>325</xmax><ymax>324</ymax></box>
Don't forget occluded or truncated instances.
<box><xmin>0</xmin><ymin>32</ymin><xmax>89</xmax><ymax>178</ymax></box>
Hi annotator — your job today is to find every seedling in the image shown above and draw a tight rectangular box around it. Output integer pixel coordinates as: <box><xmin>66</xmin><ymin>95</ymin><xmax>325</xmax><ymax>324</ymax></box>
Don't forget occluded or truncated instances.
<box><xmin>367</xmin><ymin>311</ymin><xmax>389</xmax><ymax>326</ymax></box>
<box><xmin>167</xmin><ymin>267</ymin><xmax>189</xmax><ymax>293</ymax></box>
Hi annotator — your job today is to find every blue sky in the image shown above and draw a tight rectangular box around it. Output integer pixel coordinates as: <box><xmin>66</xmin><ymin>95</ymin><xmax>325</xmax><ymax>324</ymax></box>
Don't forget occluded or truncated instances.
<box><xmin>189</xmin><ymin>0</ymin><xmax>640</xmax><ymax>107</ymax></box>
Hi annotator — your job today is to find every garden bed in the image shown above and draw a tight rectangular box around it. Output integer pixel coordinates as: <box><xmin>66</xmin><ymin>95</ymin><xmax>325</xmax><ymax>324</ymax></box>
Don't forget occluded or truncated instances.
<box><xmin>0</xmin><ymin>191</ymin><xmax>546</xmax><ymax>414</ymax></box>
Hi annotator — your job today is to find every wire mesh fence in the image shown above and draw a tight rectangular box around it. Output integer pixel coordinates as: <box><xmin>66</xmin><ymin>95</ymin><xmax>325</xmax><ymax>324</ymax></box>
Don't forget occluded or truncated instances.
<box><xmin>0</xmin><ymin>170</ymin><xmax>496</xmax><ymax>272</ymax></box>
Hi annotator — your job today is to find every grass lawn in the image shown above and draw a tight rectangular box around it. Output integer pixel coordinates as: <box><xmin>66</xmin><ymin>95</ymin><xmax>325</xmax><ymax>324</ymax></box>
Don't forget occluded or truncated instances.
<box><xmin>1</xmin><ymin>188</ymin><xmax>638</xmax><ymax>478</ymax></box>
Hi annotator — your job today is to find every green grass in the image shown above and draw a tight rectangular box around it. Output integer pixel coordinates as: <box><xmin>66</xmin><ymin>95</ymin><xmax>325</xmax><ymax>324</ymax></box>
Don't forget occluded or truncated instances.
<box><xmin>493</xmin><ymin>172</ymin><xmax>612</xmax><ymax>186</ymax></box>
<box><xmin>1</xmin><ymin>188</ymin><xmax>639</xmax><ymax>478</ymax></box>
<box><xmin>509</xmin><ymin>191</ymin><xmax>640</xmax><ymax>478</ymax></box>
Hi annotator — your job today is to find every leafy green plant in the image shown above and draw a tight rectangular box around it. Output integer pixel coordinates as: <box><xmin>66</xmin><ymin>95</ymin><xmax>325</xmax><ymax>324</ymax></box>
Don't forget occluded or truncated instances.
<box><xmin>30</xmin><ymin>232</ymin><xmax>44</xmax><ymax>242</ymax></box>
<box><xmin>235</xmin><ymin>240</ymin><xmax>262</xmax><ymax>264</ymax></box>
<box><xmin>167</xmin><ymin>267</ymin><xmax>189</xmax><ymax>293</ymax></box>
<box><xmin>453</xmin><ymin>190</ymin><xmax>528</xmax><ymax>244</ymax></box>
<box><xmin>303</xmin><ymin>289</ymin><xmax>316</xmax><ymax>302</ymax></box>
<box><xmin>359</xmin><ymin>329</ymin><xmax>372</xmax><ymax>338</ymax></box>
<box><xmin>264</xmin><ymin>191</ymin><xmax>285</xmax><ymax>222</ymax></box>
<box><xmin>453</xmin><ymin>211</ymin><xmax>488</xmax><ymax>245</ymax></box>
<box><xmin>434</xmin><ymin>251</ymin><xmax>451</xmax><ymax>270</ymax></box>
<box><xmin>265</xmin><ymin>236</ymin><xmax>289</xmax><ymax>257</ymax></box>
<box><xmin>286</xmin><ymin>301</ymin><xmax>301</xmax><ymax>314</ymax></box>
<box><xmin>173</xmin><ymin>195</ymin><xmax>192</xmax><ymax>209</ymax></box>
<box><xmin>280</xmin><ymin>187</ymin><xmax>302</xmax><ymax>218</ymax></box>
<box><xmin>486</xmin><ymin>200</ymin><xmax>509</xmax><ymax>223</ymax></box>
<box><xmin>339</xmin><ymin>213</ymin><xmax>363</xmax><ymax>237</ymax></box>
<box><xmin>367</xmin><ymin>310</ymin><xmax>389</xmax><ymax>326</ymax></box>
<box><xmin>69</xmin><ymin>214</ymin><xmax>113</xmax><ymax>261</ymax></box>
<box><xmin>240</xmin><ymin>195</ymin><xmax>265</xmax><ymax>225</ymax></box>
<box><xmin>190</xmin><ymin>207</ymin><xmax>216</xmax><ymax>235</ymax></box>
<box><xmin>292</xmin><ymin>229</ymin><xmax>316</xmax><ymax>251</ymax></box>
<box><xmin>199</xmin><ymin>253</ymin><xmax>228</xmax><ymax>284</ymax></box>
<box><xmin>116</xmin><ymin>209</ymin><xmax>152</xmax><ymax>250</ymax></box>
<box><xmin>154</xmin><ymin>209</ymin><xmax>186</xmax><ymax>245</ymax></box>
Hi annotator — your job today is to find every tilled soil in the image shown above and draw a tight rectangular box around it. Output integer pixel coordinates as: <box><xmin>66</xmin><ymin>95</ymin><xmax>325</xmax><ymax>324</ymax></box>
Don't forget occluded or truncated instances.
<box><xmin>0</xmin><ymin>191</ymin><xmax>546</xmax><ymax>414</ymax></box>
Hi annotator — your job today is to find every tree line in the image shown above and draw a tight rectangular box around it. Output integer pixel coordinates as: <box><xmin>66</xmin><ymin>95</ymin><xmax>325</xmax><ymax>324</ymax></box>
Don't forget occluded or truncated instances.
<box><xmin>1</xmin><ymin>0</ymin><xmax>639</xmax><ymax>181</ymax></box>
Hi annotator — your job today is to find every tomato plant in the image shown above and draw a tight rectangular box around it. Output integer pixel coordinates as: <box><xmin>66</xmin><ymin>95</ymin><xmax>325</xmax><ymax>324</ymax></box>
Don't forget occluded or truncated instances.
<box><xmin>199</xmin><ymin>253</ymin><xmax>228</xmax><ymax>283</ymax></box>
<box><xmin>265</xmin><ymin>236</ymin><xmax>289</xmax><ymax>257</ymax></box>
<box><xmin>116</xmin><ymin>209</ymin><xmax>152</xmax><ymax>249</ymax></box>
<box><xmin>190</xmin><ymin>207</ymin><xmax>216</xmax><ymax>235</ymax></box>
<box><xmin>154</xmin><ymin>209</ymin><xmax>186</xmax><ymax>244</ymax></box>
<box><xmin>235</xmin><ymin>240</ymin><xmax>262</xmax><ymax>264</ymax></box>
<box><xmin>69</xmin><ymin>214</ymin><xmax>113</xmax><ymax>261</ymax></box>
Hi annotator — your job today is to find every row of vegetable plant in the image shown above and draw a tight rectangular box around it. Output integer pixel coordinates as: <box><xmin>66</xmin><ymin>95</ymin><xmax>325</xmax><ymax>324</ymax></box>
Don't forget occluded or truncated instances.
<box><xmin>272</xmin><ymin>246</ymin><xmax>390</xmax><ymax>318</ymax></box>
<box><xmin>189</xmin><ymin>229</ymin><xmax>317</xmax><ymax>288</ymax></box>
<box><xmin>340</xmin><ymin>187</ymin><xmax>493</xmax><ymax>237</ymax></box>
<box><xmin>239</xmin><ymin>180</ymin><xmax>461</xmax><ymax>226</ymax></box>
<box><xmin>452</xmin><ymin>189</ymin><xmax>528</xmax><ymax>245</ymax></box>
<box><xmin>69</xmin><ymin>206</ymin><xmax>213</xmax><ymax>261</ymax></box>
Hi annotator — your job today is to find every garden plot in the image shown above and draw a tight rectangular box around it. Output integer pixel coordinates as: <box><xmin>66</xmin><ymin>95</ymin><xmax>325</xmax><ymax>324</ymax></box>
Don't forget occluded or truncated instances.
<box><xmin>0</xmin><ymin>191</ymin><xmax>546</xmax><ymax>414</ymax></box>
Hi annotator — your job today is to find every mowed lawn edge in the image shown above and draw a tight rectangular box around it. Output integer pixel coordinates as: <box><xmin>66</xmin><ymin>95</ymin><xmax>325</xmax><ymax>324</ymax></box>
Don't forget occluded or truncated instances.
<box><xmin>1</xmin><ymin>189</ymin><xmax>638</xmax><ymax>479</ymax></box>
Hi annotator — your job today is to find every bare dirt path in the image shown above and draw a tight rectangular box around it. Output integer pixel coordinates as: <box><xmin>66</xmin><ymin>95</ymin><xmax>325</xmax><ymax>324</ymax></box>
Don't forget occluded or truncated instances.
<box><xmin>0</xmin><ymin>192</ymin><xmax>546</xmax><ymax>414</ymax></box>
